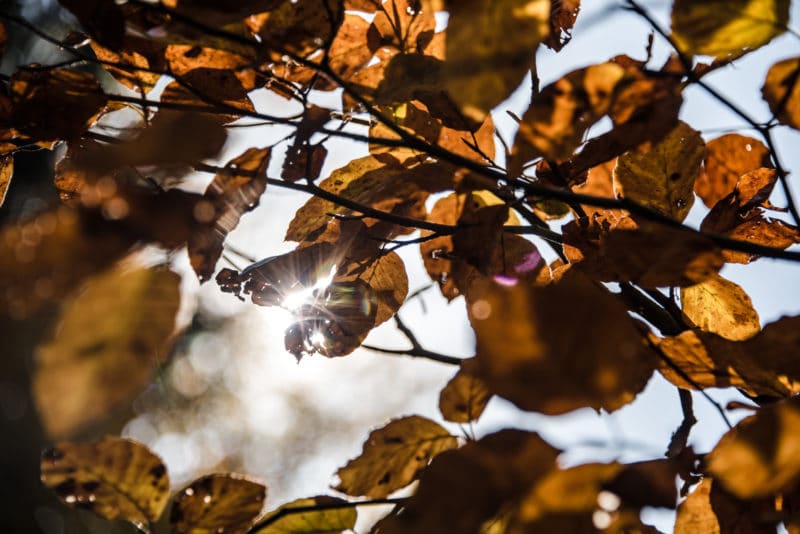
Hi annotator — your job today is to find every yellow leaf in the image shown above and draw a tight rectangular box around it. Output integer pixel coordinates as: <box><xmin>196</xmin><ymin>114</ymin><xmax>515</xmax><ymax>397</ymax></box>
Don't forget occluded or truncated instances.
<box><xmin>613</xmin><ymin>121</ymin><xmax>705</xmax><ymax>221</ymax></box>
<box><xmin>681</xmin><ymin>273</ymin><xmax>760</xmax><ymax>341</ymax></box>
<box><xmin>762</xmin><ymin>56</ymin><xmax>800</xmax><ymax>130</ymax></box>
<box><xmin>41</xmin><ymin>436</ymin><xmax>169</xmax><ymax>532</ymax></box>
<box><xmin>171</xmin><ymin>474</ymin><xmax>266</xmax><ymax>534</ymax></box>
<box><xmin>671</xmin><ymin>0</ymin><xmax>790</xmax><ymax>58</ymax></box>
<box><xmin>334</xmin><ymin>415</ymin><xmax>458</xmax><ymax>498</ymax></box>
<box><xmin>252</xmin><ymin>496</ymin><xmax>356</xmax><ymax>534</ymax></box>
<box><xmin>468</xmin><ymin>271</ymin><xmax>658</xmax><ymax>414</ymax></box>
<box><xmin>33</xmin><ymin>265</ymin><xmax>180</xmax><ymax>438</ymax></box>
<box><xmin>708</xmin><ymin>397</ymin><xmax>800</xmax><ymax>499</ymax></box>
<box><xmin>0</xmin><ymin>154</ymin><xmax>12</xmax><ymax>208</ymax></box>
<box><xmin>439</xmin><ymin>359</ymin><xmax>492</xmax><ymax>423</ymax></box>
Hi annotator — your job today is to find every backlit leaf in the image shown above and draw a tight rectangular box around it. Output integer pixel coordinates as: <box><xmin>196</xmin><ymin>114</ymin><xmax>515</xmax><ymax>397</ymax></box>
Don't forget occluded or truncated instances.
<box><xmin>89</xmin><ymin>35</ymin><xmax>165</xmax><ymax>92</ymax></box>
<box><xmin>0</xmin><ymin>154</ymin><xmax>12</xmax><ymax>207</ymax></box>
<box><xmin>671</xmin><ymin>0</ymin><xmax>790</xmax><ymax>58</ymax></box>
<box><xmin>439</xmin><ymin>359</ymin><xmax>492</xmax><ymax>423</ymax></box>
<box><xmin>680</xmin><ymin>273</ymin><xmax>760</xmax><ymax>341</ymax></box>
<box><xmin>708</xmin><ymin>396</ymin><xmax>800</xmax><ymax>499</ymax></box>
<box><xmin>674</xmin><ymin>478</ymin><xmax>777</xmax><ymax>534</ymax></box>
<box><xmin>762</xmin><ymin>56</ymin><xmax>800</xmax><ymax>130</ymax></box>
<box><xmin>334</xmin><ymin>415</ymin><xmax>458</xmax><ymax>498</ymax></box>
<box><xmin>253</xmin><ymin>496</ymin><xmax>356</xmax><ymax>534</ymax></box>
<box><xmin>695</xmin><ymin>134</ymin><xmax>771</xmax><ymax>208</ymax></box>
<box><xmin>544</xmin><ymin>0</ymin><xmax>580</xmax><ymax>51</ymax></box>
<box><xmin>41</xmin><ymin>436</ymin><xmax>169</xmax><ymax>531</ymax></box>
<box><xmin>613</xmin><ymin>121</ymin><xmax>704</xmax><ymax>221</ymax></box>
<box><xmin>171</xmin><ymin>474</ymin><xmax>266</xmax><ymax>534</ymax></box>
<box><xmin>33</xmin><ymin>265</ymin><xmax>180</xmax><ymax>438</ymax></box>
<box><xmin>468</xmin><ymin>270</ymin><xmax>658</xmax><ymax>414</ymax></box>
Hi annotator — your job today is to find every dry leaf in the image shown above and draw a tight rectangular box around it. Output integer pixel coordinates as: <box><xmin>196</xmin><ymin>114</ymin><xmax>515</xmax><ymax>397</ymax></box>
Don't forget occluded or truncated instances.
<box><xmin>33</xmin><ymin>265</ymin><xmax>180</xmax><ymax>438</ymax></box>
<box><xmin>252</xmin><ymin>496</ymin><xmax>357</xmax><ymax>534</ymax></box>
<box><xmin>544</xmin><ymin>0</ymin><xmax>580</xmax><ymax>51</ymax></box>
<box><xmin>680</xmin><ymin>273</ymin><xmax>760</xmax><ymax>341</ymax></box>
<box><xmin>0</xmin><ymin>154</ymin><xmax>12</xmax><ymax>207</ymax></box>
<box><xmin>334</xmin><ymin>415</ymin><xmax>458</xmax><ymax>498</ymax></box>
<box><xmin>762</xmin><ymin>56</ymin><xmax>800</xmax><ymax>130</ymax></box>
<box><xmin>41</xmin><ymin>436</ymin><xmax>169</xmax><ymax>532</ymax></box>
<box><xmin>439</xmin><ymin>359</ymin><xmax>492</xmax><ymax>423</ymax></box>
<box><xmin>674</xmin><ymin>479</ymin><xmax>777</xmax><ymax>534</ymax></box>
<box><xmin>171</xmin><ymin>474</ymin><xmax>266</xmax><ymax>534</ymax></box>
<box><xmin>695</xmin><ymin>134</ymin><xmax>771</xmax><ymax>208</ymax></box>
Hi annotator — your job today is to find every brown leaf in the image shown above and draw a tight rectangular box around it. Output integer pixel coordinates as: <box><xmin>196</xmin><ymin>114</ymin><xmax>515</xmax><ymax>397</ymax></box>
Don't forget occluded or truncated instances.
<box><xmin>0</xmin><ymin>154</ymin><xmax>12</xmax><ymax>207</ymax></box>
<box><xmin>160</xmin><ymin>70</ymin><xmax>256</xmax><ymax>122</ymax></box>
<box><xmin>11</xmin><ymin>69</ymin><xmax>107</xmax><ymax>141</ymax></box>
<box><xmin>763</xmin><ymin>56</ymin><xmax>800</xmax><ymax>130</ymax></box>
<box><xmin>33</xmin><ymin>265</ymin><xmax>180</xmax><ymax>438</ymax></box>
<box><xmin>695</xmin><ymin>134</ymin><xmax>771</xmax><ymax>208</ymax></box>
<box><xmin>248</xmin><ymin>0</ymin><xmax>343</xmax><ymax>59</ymax></box>
<box><xmin>544</xmin><ymin>0</ymin><xmax>580</xmax><ymax>51</ymax></box>
<box><xmin>468</xmin><ymin>270</ymin><xmax>658</xmax><ymax>414</ymax></box>
<box><xmin>189</xmin><ymin>147</ymin><xmax>270</xmax><ymax>282</ymax></box>
<box><xmin>571</xmin><ymin>159</ymin><xmax>627</xmax><ymax>220</ymax></box>
<box><xmin>613</xmin><ymin>121</ymin><xmax>704</xmax><ymax>221</ymax></box>
<box><xmin>90</xmin><ymin>35</ymin><xmax>166</xmax><ymax>92</ymax></box>
<box><xmin>674</xmin><ymin>479</ymin><xmax>777</xmax><ymax>534</ymax></box>
<box><xmin>671</xmin><ymin>0</ymin><xmax>790</xmax><ymax>58</ymax></box>
<box><xmin>253</xmin><ymin>496</ymin><xmax>357</xmax><ymax>534</ymax></box>
<box><xmin>41</xmin><ymin>436</ymin><xmax>169</xmax><ymax>531</ymax></box>
<box><xmin>171</xmin><ymin>474</ymin><xmax>266</xmax><ymax>534</ymax></box>
<box><xmin>59</xmin><ymin>0</ymin><xmax>124</xmax><ymax>50</ymax></box>
<box><xmin>680</xmin><ymin>273</ymin><xmax>760</xmax><ymax>341</ymax></box>
<box><xmin>369</xmin><ymin>0</ymin><xmax>437</xmax><ymax>56</ymax></box>
<box><xmin>375</xmin><ymin>430</ymin><xmax>560</xmax><ymax>534</ymax></box>
<box><xmin>439</xmin><ymin>359</ymin><xmax>492</xmax><ymax>423</ymax></box>
<box><xmin>334</xmin><ymin>415</ymin><xmax>458</xmax><ymax>498</ymax></box>
<box><xmin>563</xmin><ymin>216</ymin><xmax>724</xmax><ymax>288</ymax></box>
<box><xmin>708</xmin><ymin>396</ymin><xmax>800</xmax><ymax>499</ymax></box>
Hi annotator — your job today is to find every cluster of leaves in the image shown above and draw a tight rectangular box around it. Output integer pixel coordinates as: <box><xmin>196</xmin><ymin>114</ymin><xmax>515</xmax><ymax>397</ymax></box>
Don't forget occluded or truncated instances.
<box><xmin>0</xmin><ymin>0</ymin><xmax>799</xmax><ymax>531</ymax></box>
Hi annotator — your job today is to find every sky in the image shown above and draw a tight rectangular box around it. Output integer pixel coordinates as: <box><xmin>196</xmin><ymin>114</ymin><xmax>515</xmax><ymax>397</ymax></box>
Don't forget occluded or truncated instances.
<box><xmin>115</xmin><ymin>2</ymin><xmax>800</xmax><ymax>532</ymax></box>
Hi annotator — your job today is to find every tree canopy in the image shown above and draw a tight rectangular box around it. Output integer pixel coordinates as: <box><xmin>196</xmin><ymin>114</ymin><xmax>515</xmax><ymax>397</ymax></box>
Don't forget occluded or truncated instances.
<box><xmin>2</xmin><ymin>0</ymin><xmax>800</xmax><ymax>532</ymax></box>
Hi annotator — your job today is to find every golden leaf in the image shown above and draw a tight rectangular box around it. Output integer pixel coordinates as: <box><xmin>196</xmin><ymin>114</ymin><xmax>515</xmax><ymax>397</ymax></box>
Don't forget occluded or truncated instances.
<box><xmin>334</xmin><ymin>415</ymin><xmax>458</xmax><ymax>498</ymax></box>
<box><xmin>681</xmin><ymin>273</ymin><xmax>760</xmax><ymax>341</ymax></box>
<box><xmin>762</xmin><ymin>56</ymin><xmax>800</xmax><ymax>130</ymax></box>
<box><xmin>252</xmin><ymin>496</ymin><xmax>357</xmax><ymax>534</ymax></box>
<box><xmin>439</xmin><ymin>359</ymin><xmax>492</xmax><ymax>423</ymax></box>
<box><xmin>674</xmin><ymin>478</ymin><xmax>777</xmax><ymax>534</ymax></box>
<box><xmin>0</xmin><ymin>154</ymin><xmax>12</xmax><ymax>208</ymax></box>
<box><xmin>41</xmin><ymin>436</ymin><xmax>169</xmax><ymax>532</ymax></box>
<box><xmin>171</xmin><ymin>474</ymin><xmax>266</xmax><ymax>534</ymax></box>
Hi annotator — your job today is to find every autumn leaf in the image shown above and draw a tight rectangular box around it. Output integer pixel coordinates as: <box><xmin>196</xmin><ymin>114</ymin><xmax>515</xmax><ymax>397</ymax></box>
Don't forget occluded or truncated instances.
<box><xmin>671</xmin><ymin>0</ymin><xmax>790</xmax><ymax>58</ymax></box>
<box><xmin>0</xmin><ymin>154</ymin><xmax>13</xmax><ymax>207</ymax></box>
<box><xmin>468</xmin><ymin>270</ymin><xmax>658</xmax><ymax>414</ymax></box>
<box><xmin>58</xmin><ymin>0</ymin><xmax>125</xmax><ymax>51</ymax></box>
<box><xmin>334</xmin><ymin>415</ymin><xmax>458</xmax><ymax>498</ymax></box>
<box><xmin>544</xmin><ymin>0</ymin><xmax>580</xmax><ymax>51</ymax></box>
<box><xmin>695</xmin><ymin>134</ymin><xmax>771</xmax><ymax>208</ymax></box>
<box><xmin>613</xmin><ymin>121</ymin><xmax>704</xmax><ymax>221</ymax></box>
<box><xmin>41</xmin><ymin>436</ymin><xmax>169</xmax><ymax>531</ymax></box>
<box><xmin>33</xmin><ymin>265</ymin><xmax>180</xmax><ymax>438</ymax></box>
<box><xmin>369</xmin><ymin>0</ymin><xmax>437</xmax><ymax>56</ymax></box>
<box><xmin>762</xmin><ymin>56</ymin><xmax>800</xmax><ymax>130</ymax></box>
<box><xmin>674</xmin><ymin>479</ymin><xmax>777</xmax><ymax>534</ymax></box>
<box><xmin>708</xmin><ymin>396</ymin><xmax>800</xmax><ymax>499</ymax></box>
<box><xmin>438</xmin><ymin>359</ymin><xmax>492</xmax><ymax>423</ymax></box>
<box><xmin>680</xmin><ymin>272</ymin><xmax>760</xmax><ymax>341</ymax></box>
<box><xmin>89</xmin><ymin>35</ymin><xmax>165</xmax><ymax>92</ymax></box>
<box><xmin>373</xmin><ymin>430</ymin><xmax>560</xmax><ymax>534</ymax></box>
<box><xmin>171</xmin><ymin>474</ymin><xmax>266</xmax><ymax>534</ymax></box>
<box><xmin>252</xmin><ymin>496</ymin><xmax>357</xmax><ymax>534</ymax></box>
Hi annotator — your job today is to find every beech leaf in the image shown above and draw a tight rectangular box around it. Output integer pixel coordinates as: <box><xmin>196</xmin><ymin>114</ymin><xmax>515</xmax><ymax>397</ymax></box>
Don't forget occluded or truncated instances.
<box><xmin>680</xmin><ymin>273</ymin><xmax>761</xmax><ymax>341</ymax></box>
<box><xmin>438</xmin><ymin>359</ymin><xmax>492</xmax><ymax>423</ymax></box>
<box><xmin>41</xmin><ymin>436</ymin><xmax>169</xmax><ymax>532</ymax></box>
<box><xmin>252</xmin><ymin>496</ymin><xmax>357</xmax><ymax>534</ymax></box>
<box><xmin>33</xmin><ymin>265</ymin><xmax>180</xmax><ymax>438</ymax></box>
<box><xmin>171</xmin><ymin>474</ymin><xmax>266</xmax><ymax>534</ymax></box>
<box><xmin>762</xmin><ymin>56</ymin><xmax>800</xmax><ymax>130</ymax></box>
<box><xmin>334</xmin><ymin>415</ymin><xmax>458</xmax><ymax>498</ymax></box>
<box><xmin>674</xmin><ymin>478</ymin><xmax>777</xmax><ymax>534</ymax></box>
<box><xmin>695</xmin><ymin>134</ymin><xmax>771</xmax><ymax>209</ymax></box>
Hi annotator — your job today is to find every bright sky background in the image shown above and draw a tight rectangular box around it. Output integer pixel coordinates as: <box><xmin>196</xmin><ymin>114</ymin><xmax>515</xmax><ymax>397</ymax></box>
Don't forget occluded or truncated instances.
<box><xmin>117</xmin><ymin>2</ymin><xmax>800</xmax><ymax>532</ymax></box>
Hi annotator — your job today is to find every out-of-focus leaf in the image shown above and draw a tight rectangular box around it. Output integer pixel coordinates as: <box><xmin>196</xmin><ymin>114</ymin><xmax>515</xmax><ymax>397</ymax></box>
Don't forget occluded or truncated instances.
<box><xmin>90</xmin><ymin>35</ymin><xmax>166</xmax><ymax>92</ymax></box>
<box><xmin>369</xmin><ymin>0</ymin><xmax>436</xmax><ymax>56</ymax></box>
<box><xmin>0</xmin><ymin>207</ymin><xmax>134</xmax><ymax>318</ymax></box>
<box><xmin>674</xmin><ymin>479</ymin><xmax>777</xmax><ymax>534</ymax></box>
<box><xmin>762</xmin><ymin>56</ymin><xmax>800</xmax><ymax>130</ymax></box>
<box><xmin>171</xmin><ymin>474</ymin><xmax>266</xmax><ymax>534</ymax></box>
<box><xmin>160</xmin><ymin>71</ymin><xmax>255</xmax><ymax>121</ymax></box>
<box><xmin>468</xmin><ymin>270</ymin><xmax>658</xmax><ymax>414</ymax></box>
<box><xmin>515</xmin><ymin>62</ymin><xmax>625</xmax><ymax>161</ymax></box>
<box><xmin>59</xmin><ymin>0</ymin><xmax>124</xmax><ymax>50</ymax></box>
<box><xmin>695</xmin><ymin>134</ymin><xmax>771</xmax><ymax>208</ymax></box>
<box><xmin>656</xmin><ymin>316</ymin><xmax>800</xmax><ymax>398</ymax></box>
<box><xmin>248</xmin><ymin>0</ymin><xmax>343</xmax><ymax>58</ymax></box>
<box><xmin>443</xmin><ymin>0</ymin><xmax>549</xmax><ymax>125</ymax></box>
<box><xmin>373</xmin><ymin>430</ymin><xmax>559</xmax><ymax>534</ymax></box>
<box><xmin>41</xmin><ymin>436</ymin><xmax>169</xmax><ymax>531</ymax></box>
<box><xmin>708</xmin><ymin>396</ymin><xmax>800</xmax><ymax>499</ymax></box>
<box><xmin>680</xmin><ymin>273</ymin><xmax>760</xmax><ymax>341</ymax></box>
<box><xmin>613</xmin><ymin>121</ymin><xmax>704</xmax><ymax>221</ymax></box>
<box><xmin>189</xmin><ymin>147</ymin><xmax>270</xmax><ymax>281</ymax></box>
<box><xmin>563</xmin><ymin>216</ymin><xmax>724</xmax><ymax>288</ymax></box>
<box><xmin>671</xmin><ymin>0</ymin><xmax>790</xmax><ymax>58</ymax></box>
<box><xmin>252</xmin><ymin>496</ymin><xmax>356</xmax><ymax>534</ymax></box>
<box><xmin>0</xmin><ymin>154</ymin><xmax>12</xmax><ymax>207</ymax></box>
<box><xmin>33</xmin><ymin>265</ymin><xmax>180</xmax><ymax>438</ymax></box>
<box><xmin>544</xmin><ymin>0</ymin><xmax>580</xmax><ymax>51</ymax></box>
<box><xmin>334</xmin><ymin>415</ymin><xmax>458</xmax><ymax>498</ymax></box>
<box><xmin>439</xmin><ymin>359</ymin><xmax>492</xmax><ymax>423</ymax></box>
<box><xmin>701</xmin><ymin>168</ymin><xmax>799</xmax><ymax>263</ymax></box>
<box><xmin>11</xmin><ymin>69</ymin><xmax>107</xmax><ymax>141</ymax></box>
